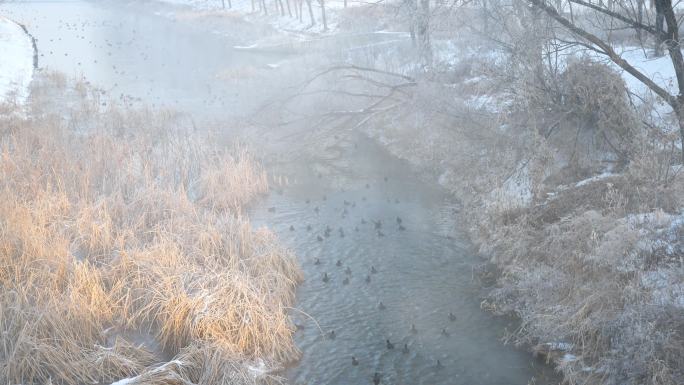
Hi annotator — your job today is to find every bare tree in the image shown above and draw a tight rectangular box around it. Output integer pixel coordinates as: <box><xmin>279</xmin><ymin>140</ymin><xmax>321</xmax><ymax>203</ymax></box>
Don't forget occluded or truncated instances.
<box><xmin>528</xmin><ymin>0</ymin><xmax>684</xmax><ymax>162</ymax></box>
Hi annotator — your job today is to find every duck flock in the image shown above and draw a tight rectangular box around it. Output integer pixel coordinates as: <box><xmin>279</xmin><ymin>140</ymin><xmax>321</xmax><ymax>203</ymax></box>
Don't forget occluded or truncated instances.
<box><xmin>267</xmin><ymin>177</ymin><xmax>462</xmax><ymax>385</ymax></box>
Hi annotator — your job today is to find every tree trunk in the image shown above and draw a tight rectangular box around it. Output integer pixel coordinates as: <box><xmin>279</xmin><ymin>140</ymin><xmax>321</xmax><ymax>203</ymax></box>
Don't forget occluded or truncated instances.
<box><xmin>285</xmin><ymin>0</ymin><xmax>292</xmax><ymax>17</ymax></box>
<box><xmin>416</xmin><ymin>0</ymin><xmax>432</xmax><ymax>66</ymax></box>
<box><xmin>677</xmin><ymin>103</ymin><xmax>684</xmax><ymax>163</ymax></box>
<box><xmin>320</xmin><ymin>0</ymin><xmax>328</xmax><ymax>31</ymax></box>
<box><xmin>306</xmin><ymin>0</ymin><xmax>315</xmax><ymax>26</ymax></box>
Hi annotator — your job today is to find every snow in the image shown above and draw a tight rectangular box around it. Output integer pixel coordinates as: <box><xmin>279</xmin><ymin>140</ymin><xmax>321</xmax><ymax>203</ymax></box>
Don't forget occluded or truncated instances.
<box><xmin>0</xmin><ymin>16</ymin><xmax>34</xmax><ymax>103</ymax></box>
<box><xmin>110</xmin><ymin>378</ymin><xmax>135</xmax><ymax>385</ymax></box>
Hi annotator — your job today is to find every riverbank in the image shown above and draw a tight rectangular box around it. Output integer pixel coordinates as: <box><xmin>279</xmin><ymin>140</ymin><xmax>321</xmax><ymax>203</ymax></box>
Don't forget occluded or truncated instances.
<box><xmin>0</xmin><ymin>15</ymin><xmax>35</xmax><ymax>104</ymax></box>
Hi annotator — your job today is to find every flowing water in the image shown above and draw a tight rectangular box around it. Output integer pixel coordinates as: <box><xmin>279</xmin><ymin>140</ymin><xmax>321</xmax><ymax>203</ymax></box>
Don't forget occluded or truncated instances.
<box><xmin>2</xmin><ymin>1</ymin><xmax>559</xmax><ymax>384</ymax></box>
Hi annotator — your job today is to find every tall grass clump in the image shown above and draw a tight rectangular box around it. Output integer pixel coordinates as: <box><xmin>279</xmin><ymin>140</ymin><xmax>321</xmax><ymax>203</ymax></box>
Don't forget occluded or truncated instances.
<box><xmin>0</xmin><ymin>74</ymin><xmax>302</xmax><ymax>385</ymax></box>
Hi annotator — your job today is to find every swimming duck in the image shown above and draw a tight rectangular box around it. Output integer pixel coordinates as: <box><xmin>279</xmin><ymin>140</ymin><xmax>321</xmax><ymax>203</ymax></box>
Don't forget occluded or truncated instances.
<box><xmin>386</xmin><ymin>339</ymin><xmax>394</xmax><ymax>349</ymax></box>
<box><xmin>398</xmin><ymin>224</ymin><xmax>406</xmax><ymax>231</ymax></box>
<box><xmin>441</xmin><ymin>328</ymin><xmax>450</xmax><ymax>337</ymax></box>
<box><xmin>289</xmin><ymin>225</ymin><xmax>295</xmax><ymax>231</ymax></box>
<box><xmin>377</xmin><ymin>230</ymin><xmax>385</xmax><ymax>237</ymax></box>
<box><xmin>351</xmin><ymin>356</ymin><xmax>359</xmax><ymax>366</ymax></box>
<box><xmin>361</xmin><ymin>218</ymin><xmax>367</xmax><ymax>224</ymax></box>
<box><xmin>322</xmin><ymin>273</ymin><xmax>329</xmax><ymax>283</ymax></box>
<box><xmin>396</xmin><ymin>217</ymin><xmax>402</xmax><ymax>224</ymax></box>
<box><xmin>314</xmin><ymin>258</ymin><xmax>320</xmax><ymax>265</ymax></box>
<box><xmin>449</xmin><ymin>312</ymin><xmax>456</xmax><ymax>321</ymax></box>
<box><xmin>317</xmin><ymin>235</ymin><xmax>324</xmax><ymax>242</ymax></box>
<box><xmin>373</xmin><ymin>220</ymin><xmax>382</xmax><ymax>229</ymax></box>
<box><xmin>306</xmin><ymin>224</ymin><xmax>312</xmax><ymax>231</ymax></box>
<box><xmin>314</xmin><ymin>206</ymin><xmax>319</xmax><ymax>213</ymax></box>
<box><xmin>328</xmin><ymin>330</ymin><xmax>335</xmax><ymax>339</ymax></box>
<box><xmin>410</xmin><ymin>324</ymin><xmax>417</xmax><ymax>334</ymax></box>
<box><xmin>365</xmin><ymin>275</ymin><xmax>371</xmax><ymax>283</ymax></box>
<box><xmin>436</xmin><ymin>360</ymin><xmax>443</xmax><ymax>369</ymax></box>
<box><xmin>345</xmin><ymin>266</ymin><xmax>352</xmax><ymax>275</ymax></box>
<box><xmin>342</xmin><ymin>277</ymin><xmax>349</xmax><ymax>285</ymax></box>
<box><xmin>373</xmin><ymin>372</ymin><xmax>381</xmax><ymax>385</ymax></box>
<box><xmin>336</xmin><ymin>260</ymin><xmax>342</xmax><ymax>267</ymax></box>
<box><xmin>339</xmin><ymin>228</ymin><xmax>345</xmax><ymax>237</ymax></box>
<box><xmin>402</xmin><ymin>343</ymin><xmax>409</xmax><ymax>354</ymax></box>
<box><xmin>354</xmin><ymin>226</ymin><xmax>359</xmax><ymax>232</ymax></box>
<box><xmin>378</xmin><ymin>301</ymin><xmax>386</xmax><ymax>310</ymax></box>
<box><xmin>370</xmin><ymin>266</ymin><xmax>378</xmax><ymax>274</ymax></box>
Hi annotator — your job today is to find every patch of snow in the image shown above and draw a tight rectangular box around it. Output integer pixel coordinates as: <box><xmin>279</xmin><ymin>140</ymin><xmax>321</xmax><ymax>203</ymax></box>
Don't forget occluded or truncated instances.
<box><xmin>0</xmin><ymin>16</ymin><xmax>34</xmax><ymax>103</ymax></box>
<box><xmin>574</xmin><ymin>172</ymin><xmax>616</xmax><ymax>187</ymax></box>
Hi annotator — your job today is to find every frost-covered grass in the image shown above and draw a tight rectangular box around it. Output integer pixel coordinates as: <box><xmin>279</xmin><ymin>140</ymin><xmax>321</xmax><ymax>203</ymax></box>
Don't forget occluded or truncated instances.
<box><xmin>0</xmin><ymin>16</ymin><xmax>34</xmax><ymax>103</ymax></box>
<box><xmin>0</xmin><ymin>75</ymin><xmax>302</xmax><ymax>385</ymax></box>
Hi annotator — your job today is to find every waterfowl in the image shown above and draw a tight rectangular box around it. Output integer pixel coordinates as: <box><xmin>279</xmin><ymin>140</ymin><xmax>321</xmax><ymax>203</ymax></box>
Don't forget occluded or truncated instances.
<box><xmin>449</xmin><ymin>312</ymin><xmax>456</xmax><ymax>321</ymax></box>
<box><xmin>436</xmin><ymin>360</ymin><xmax>443</xmax><ymax>369</ymax></box>
<box><xmin>345</xmin><ymin>266</ymin><xmax>352</xmax><ymax>275</ymax></box>
<box><xmin>378</xmin><ymin>301</ymin><xmax>386</xmax><ymax>310</ymax></box>
<box><xmin>317</xmin><ymin>235</ymin><xmax>324</xmax><ymax>242</ymax></box>
<box><xmin>314</xmin><ymin>258</ymin><xmax>320</xmax><ymax>265</ymax></box>
<box><xmin>339</xmin><ymin>228</ymin><xmax>345</xmax><ymax>237</ymax></box>
<box><xmin>402</xmin><ymin>343</ymin><xmax>409</xmax><ymax>354</ymax></box>
<box><xmin>361</xmin><ymin>218</ymin><xmax>367</xmax><ymax>224</ymax></box>
<box><xmin>351</xmin><ymin>356</ymin><xmax>359</xmax><ymax>366</ymax></box>
<box><xmin>377</xmin><ymin>230</ymin><xmax>385</xmax><ymax>237</ymax></box>
<box><xmin>373</xmin><ymin>372</ymin><xmax>381</xmax><ymax>385</ymax></box>
<box><xmin>386</xmin><ymin>339</ymin><xmax>394</xmax><ymax>349</ymax></box>
<box><xmin>398</xmin><ymin>225</ymin><xmax>406</xmax><ymax>231</ymax></box>
<box><xmin>365</xmin><ymin>183</ymin><xmax>370</xmax><ymax>189</ymax></box>
<box><xmin>441</xmin><ymin>328</ymin><xmax>450</xmax><ymax>337</ymax></box>
<box><xmin>410</xmin><ymin>324</ymin><xmax>417</xmax><ymax>334</ymax></box>
<box><xmin>344</xmin><ymin>200</ymin><xmax>350</xmax><ymax>206</ymax></box>
<box><xmin>342</xmin><ymin>277</ymin><xmax>349</xmax><ymax>285</ymax></box>
<box><xmin>336</xmin><ymin>260</ymin><xmax>342</xmax><ymax>267</ymax></box>
<box><xmin>322</xmin><ymin>273</ymin><xmax>329</xmax><ymax>283</ymax></box>
<box><xmin>268</xmin><ymin>207</ymin><xmax>276</xmax><ymax>213</ymax></box>
<box><xmin>289</xmin><ymin>225</ymin><xmax>295</xmax><ymax>231</ymax></box>
<box><xmin>354</xmin><ymin>226</ymin><xmax>359</xmax><ymax>232</ymax></box>
<box><xmin>365</xmin><ymin>275</ymin><xmax>371</xmax><ymax>283</ymax></box>
<box><xmin>396</xmin><ymin>217</ymin><xmax>402</xmax><ymax>224</ymax></box>
<box><xmin>314</xmin><ymin>206</ymin><xmax>319</xmax><ymax>213</ymax></box>
<box><xmin>305</xmin><ymin>199</ymin><xmax>310</xmax><ymax>204</ymax></box>
<box><xmin>328</xmin><ymin>330</ymin><xmax>335</xmax><ymax>339</ymax></box>
<box><xmin>306</xmin><ymin>224</ymin><xmax>312</xmax><ymax>231</ymax></box>
<box><xmin>370</xmin><ymin>266</ymin><xmax>378</xmax><ymax>274</ymax></box>
<box><xmin>373</xmin><ymin>220</ymin><xmax>382</xmax><ymax>229</ymax></box>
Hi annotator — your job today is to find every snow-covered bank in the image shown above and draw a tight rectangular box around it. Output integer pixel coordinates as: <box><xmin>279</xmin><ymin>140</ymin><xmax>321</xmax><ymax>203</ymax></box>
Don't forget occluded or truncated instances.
<box><xmin>156</xmin><ymin>0</ymin><xmax>371</xmax><ymax>36</ymax></box>
<box><xmin>0</xmin><ymin>16</ymin><xmax>34</xmax><ymax>103</ymax></box>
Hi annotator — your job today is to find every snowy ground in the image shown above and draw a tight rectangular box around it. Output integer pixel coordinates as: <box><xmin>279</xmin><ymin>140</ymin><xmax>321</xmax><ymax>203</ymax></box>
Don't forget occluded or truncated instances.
<box><xmin>0</xmin><ymin>16</ymin><xmax>34</xmax><ymax>103</ymax></box>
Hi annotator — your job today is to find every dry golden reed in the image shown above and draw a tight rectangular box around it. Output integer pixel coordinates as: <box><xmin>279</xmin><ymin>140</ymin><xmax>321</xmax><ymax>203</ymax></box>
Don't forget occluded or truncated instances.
<box><xmin>0</xmin><ymin>77</ymin><xmax>302</xmax><ymax>385</ymax></box>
